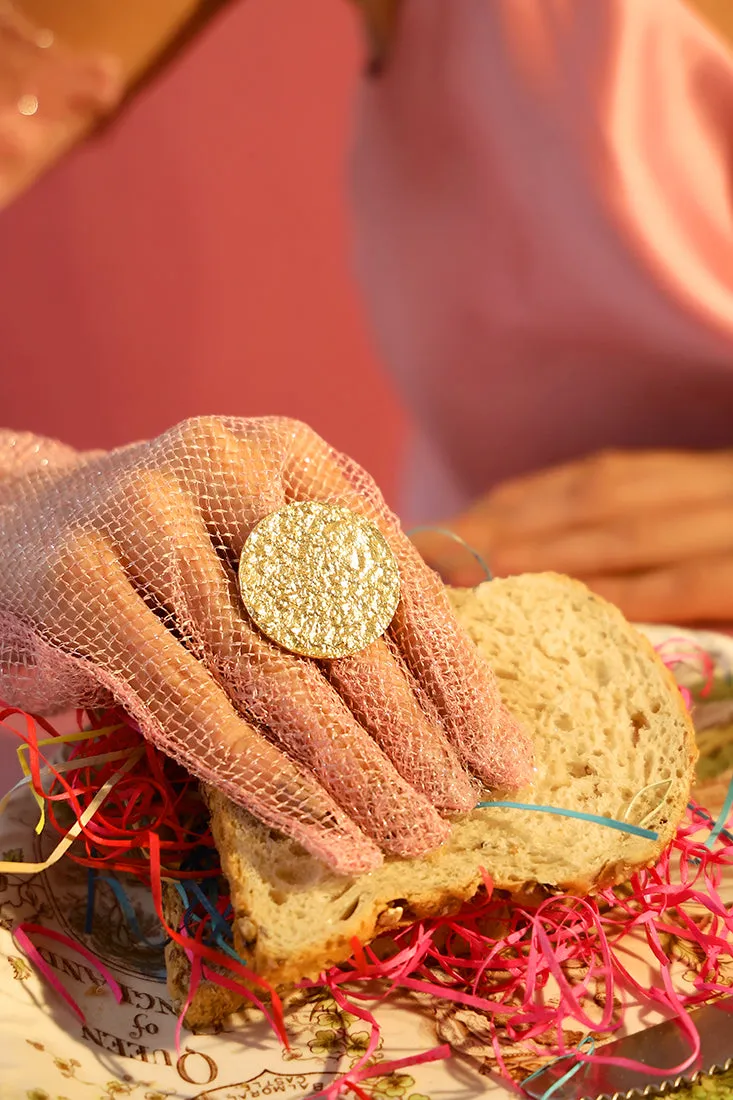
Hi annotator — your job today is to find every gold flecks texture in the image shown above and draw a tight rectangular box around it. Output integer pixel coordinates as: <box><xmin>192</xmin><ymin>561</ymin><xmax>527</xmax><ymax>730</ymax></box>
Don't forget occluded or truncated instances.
<box><xmin>238</xmin><ymin>501</ymin><xmax>401</xmax><ymax>659</ymax></box>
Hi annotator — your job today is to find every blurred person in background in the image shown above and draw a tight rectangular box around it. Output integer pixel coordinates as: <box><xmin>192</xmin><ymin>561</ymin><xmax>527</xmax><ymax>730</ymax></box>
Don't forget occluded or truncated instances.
<box><xmin>1</xmin><ymin>0</ymin><xmax>733</xmax><ymax>627</ymax></box>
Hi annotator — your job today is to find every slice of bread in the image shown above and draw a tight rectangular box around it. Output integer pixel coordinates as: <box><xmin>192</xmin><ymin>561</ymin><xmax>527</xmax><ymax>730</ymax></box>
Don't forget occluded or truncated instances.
<box><xmin>166</xmin><ymin>573</ymin><xmax>696</xmax><ymax>1023</ymax></box>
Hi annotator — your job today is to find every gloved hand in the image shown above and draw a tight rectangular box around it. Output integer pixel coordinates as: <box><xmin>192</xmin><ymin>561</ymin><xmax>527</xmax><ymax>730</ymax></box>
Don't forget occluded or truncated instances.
<box><xmin>0</xmin><ymin>417</ymin><xmax>532</xmax><ymax>874</ymax></box>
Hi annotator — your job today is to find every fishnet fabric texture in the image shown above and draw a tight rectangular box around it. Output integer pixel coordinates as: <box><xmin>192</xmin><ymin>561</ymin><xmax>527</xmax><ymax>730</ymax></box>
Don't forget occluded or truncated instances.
<box><xmin>0</xmin><ymin>417</ymin><xmax>533</xmax><ymax>874</ymax></box>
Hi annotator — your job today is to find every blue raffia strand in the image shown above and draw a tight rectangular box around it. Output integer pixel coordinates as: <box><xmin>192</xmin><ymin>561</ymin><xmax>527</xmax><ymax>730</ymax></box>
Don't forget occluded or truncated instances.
<box><xmin>175</xmin><ymin>881</ymin><xmax>243</xmax><ymax>963</ymax></box>
<box><xmin>174</xmin><ymin>881</ymin><xmax>190</xmax><ymax>911</ymax></box>
<box><xmin>406</xmin><ymin>525</ymin><xmax>493</xmax><ymax>582</ymax></box>
<box><xmin>703</xmin><ymin>769</ymin><xmax>733</xmax><ymax>850</ymax></box>
<box><xmin>179</xmin><ymin>843</ymin><xmax>220</xmax><ymax>876</ymax></box>
<box><xmin>176</xmin><ymin>882</ymin><xmax>207</xmax><ymax>942</ymax></box>
<box><xmin>476</xmin><ymin>801</ymin><xmax>659</xmax><ymax>841</ymax></box>
<box><xmin>212</xmin><ymin>931</ymin><xmax>246</xmax><ymax>964</ymax></box>
<box><xmin>522</xmin><ymin>1036</ymin><xmax>596</xmax><ymax>1100</ymax></box>
<box><xmin>186</xmin><ymin>881</ymin><xmax>234</xmax><ymax>943</ymax></box>
<box><xmin>175</xmin><ymin>881</ymin><xmax>235</xmax><ymax>948</ymax></box>
<box><xmin>688</xmin><ymin>802</ymin><xmax>733</xmax><ymax>848</ymax></box>
<box><xmin>98</xmin><ymin>876</ymin><xmax>169</xmax><ymax>950</ymax></box>
<box><xmin>686</xmin><ymin>800</ymin><xmax>730</xmax><ymax>866</ymax></box>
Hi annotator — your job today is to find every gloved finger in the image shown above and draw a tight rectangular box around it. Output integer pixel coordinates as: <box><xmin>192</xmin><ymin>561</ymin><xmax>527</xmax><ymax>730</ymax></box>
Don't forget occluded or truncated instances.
<box><xmin>113</xmin><ymin>472</ymin><xmax>452</xmax><ymax>856</ymax></box>
<box><xmin>325</xmin><ymin>636</ymin><xmax>478</xmax><ymax>811</ymax></box>
<box><xmin>387</xmin><ymin>539</ymin><xmax>534</xmax><ymax>790</ymax></box>
<box><xmin>278</xmin><ymin>421</ymin><xmax>534</xmax><ymax>790</ymax></box>
<box><xmin>42</xmin><ymin>527</ymin><xmax>382</xmax><ymax>876</ymax></box>
<box><xmin>224</xmin><ymin>640</ymin><xmax>452</xmax><ymax>858</ymax></box>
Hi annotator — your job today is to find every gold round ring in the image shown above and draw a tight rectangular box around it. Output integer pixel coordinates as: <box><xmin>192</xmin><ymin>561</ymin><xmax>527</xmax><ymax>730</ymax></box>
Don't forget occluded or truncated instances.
<box><xmin>238</xmin><ymin>501</ymin><xmax>401</xmax><ymax>659</ymax></box>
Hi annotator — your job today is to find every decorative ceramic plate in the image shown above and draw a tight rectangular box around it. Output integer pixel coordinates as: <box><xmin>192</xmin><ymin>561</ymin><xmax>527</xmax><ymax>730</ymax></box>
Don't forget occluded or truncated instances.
<box><xmin>1</xmin><ymin>625</ymin><xmax>732</xmax><ymax>1100</ymax></box>
<box><xmin>0</xmin><ymin>786</ymin><xmax>506</xmax><ymax>1100</ymax></box>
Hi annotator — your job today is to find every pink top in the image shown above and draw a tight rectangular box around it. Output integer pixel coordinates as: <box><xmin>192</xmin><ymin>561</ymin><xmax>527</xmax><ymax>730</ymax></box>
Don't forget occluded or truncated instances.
<box><xmin>351</xmin><ymin>0</ymin><xmax>733</xmax><ymax>522</ymax></box>
<box><xmin>1</xmin><ymin>0</ymin><xmax>733</xmax><ymax>527</ymax></box>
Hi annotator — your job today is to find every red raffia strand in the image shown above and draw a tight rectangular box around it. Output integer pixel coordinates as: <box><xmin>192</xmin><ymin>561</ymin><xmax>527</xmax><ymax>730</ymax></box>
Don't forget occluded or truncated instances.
<box><xmin>0</xmin><ymin>704</ymin><xmax>218</xmax><ymax>878</ymax></box>
<box><xmin>146</xmin><ymin>830</ymin><xmax>287</xmax><ymax>1047</ymax></box>
<box><xmin>2</xmin><ymin>702</ymin><xmax>733</xmax><ymax>1098</ymax></box>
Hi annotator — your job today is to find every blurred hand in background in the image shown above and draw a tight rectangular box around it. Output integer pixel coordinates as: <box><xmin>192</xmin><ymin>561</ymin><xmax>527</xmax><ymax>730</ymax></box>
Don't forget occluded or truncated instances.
<box><xmin>413</xmin><ymin>449</ymin><xmax>733</xmax><ymax>625</ymax></box>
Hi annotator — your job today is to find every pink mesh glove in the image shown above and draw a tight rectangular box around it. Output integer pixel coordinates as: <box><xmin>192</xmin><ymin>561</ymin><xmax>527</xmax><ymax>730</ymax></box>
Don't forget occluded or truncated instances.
<box><xmin>0</xmin><ymin>417</ymin><xmax>532</xmax><ymax>874</ymax></box>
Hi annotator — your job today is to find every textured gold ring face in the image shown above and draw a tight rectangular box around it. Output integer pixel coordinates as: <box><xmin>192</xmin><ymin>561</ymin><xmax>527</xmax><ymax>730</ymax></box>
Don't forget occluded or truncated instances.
<box><xmin>238</xmin><ymin>501</ymin><xmax>401</xmax><ymax>659</ymax></box>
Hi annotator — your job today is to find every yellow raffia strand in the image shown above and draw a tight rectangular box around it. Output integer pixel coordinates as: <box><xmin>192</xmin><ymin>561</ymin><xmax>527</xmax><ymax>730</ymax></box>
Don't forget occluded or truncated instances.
<box><xmin>0</xmin><ymin>746</ymin><xmax>139</xmax><ymax>821</ymax></box>
<box><xmin>622</xmin><ymin>779</ymin><xmax>674</xmax><ymax>830</ymax></box>
<box><xmin>14</xmin><ymin>724</ymin><xmax>124</xmax><ymax>834</ymax></box>
<box><xmin>0</xmin><ymin>745</ymin><xmax>145</xmax><ymax>875</ymax></box>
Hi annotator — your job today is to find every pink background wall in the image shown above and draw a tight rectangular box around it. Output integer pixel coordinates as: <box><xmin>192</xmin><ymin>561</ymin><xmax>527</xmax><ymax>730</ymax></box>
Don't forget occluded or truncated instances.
<box><xmin>0</xmin><ymin>0</ymin><xmax>406</xmax><ymax>504</ymax></box>
<box><xmin>0</xmin><ymin>0</ymin><xmax>409</xmax><ymax>790</ymax></box>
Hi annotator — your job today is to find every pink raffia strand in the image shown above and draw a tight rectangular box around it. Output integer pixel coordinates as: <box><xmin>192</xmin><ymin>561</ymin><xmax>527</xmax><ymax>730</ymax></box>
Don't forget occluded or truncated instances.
<box><xmin>4</xmin><ymin>705</ymin><xmax>733</xmax><ymax>1097</ymax></box>
<box><xmin>295</xmin><ymin>803</ymin><xmax>733</xmax><ymax>1092</ymax></box>
<box><xmin>655</xmin><ymin>637</ymin><xmax>716</xmax><ymax>700</ymax></box>
<box><xmin>176</xmin><ymin>949</ymin><xmax>202</xmax><ymax>1057</ymax></box>
<box><xmin>13</xmin><ymin>923</ymin><xmax>123</xmax><ymax>1023</ymax></box>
